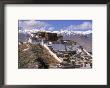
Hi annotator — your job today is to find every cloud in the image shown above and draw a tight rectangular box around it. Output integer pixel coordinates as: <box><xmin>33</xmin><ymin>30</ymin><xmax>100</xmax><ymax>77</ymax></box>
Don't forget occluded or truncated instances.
<box><xmin>48</xmin><ymin>27</ymin><xmax>54</xmax><ymax>31</ymax></box>
<box><xmin>18</xmin><ymin>20</ymin><xmax>51</xmax><ymax>30</ymax></box>
<box><xmin>19</xmin><ymin>20</ymin><xmax>92</xmax><ymax>32</ymax></box>
<box><xmin>64</xmin><ymin>21</ymin><xmax>92</xmax><ymax>31</ymax></box>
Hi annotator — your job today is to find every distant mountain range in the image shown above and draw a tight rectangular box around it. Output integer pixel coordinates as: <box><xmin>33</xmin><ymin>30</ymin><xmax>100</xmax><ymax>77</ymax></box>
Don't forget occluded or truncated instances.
<box><xmin>52</xmin><ymin>30</ymin><xmax>92</xmax><ymax>35</ymax></box>
<box><xmin>19</xmin><ymin>29</ymin><xmax>92</xmax><ymax>34</ymax></box>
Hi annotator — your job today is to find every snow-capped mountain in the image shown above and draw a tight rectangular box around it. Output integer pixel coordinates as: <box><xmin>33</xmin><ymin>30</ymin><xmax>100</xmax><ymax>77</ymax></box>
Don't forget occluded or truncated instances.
<box><xmin>19</xmin><ymin>29</ymin><xmax>92</xmax><ymax>36</ymax></box>
<box><xmin>59</xmin><ymin>30</ymin><xmax>92</xmax><ymax>35</ymax></box>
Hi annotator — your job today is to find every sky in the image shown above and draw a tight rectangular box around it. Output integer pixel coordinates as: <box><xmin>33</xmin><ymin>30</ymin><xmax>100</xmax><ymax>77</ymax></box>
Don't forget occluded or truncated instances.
<box><xmin>18</xmin><ymin>20</ymin><xmax>92</xmax><ymax>31</ymax></box>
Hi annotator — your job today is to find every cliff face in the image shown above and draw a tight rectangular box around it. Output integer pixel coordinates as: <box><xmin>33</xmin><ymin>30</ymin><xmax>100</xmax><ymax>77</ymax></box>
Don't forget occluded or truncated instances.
<box><xmin>18</xmin><ymin>43</ymin><xmax>61</xmax><ymax>69</ymax></box>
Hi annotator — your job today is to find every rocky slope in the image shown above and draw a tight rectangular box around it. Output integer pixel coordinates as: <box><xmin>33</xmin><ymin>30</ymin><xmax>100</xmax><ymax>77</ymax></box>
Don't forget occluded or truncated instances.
<box><xmin>18</xmin><ymin>43</ymin><xmax>61</xmax><ymax>69</ymax></box>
